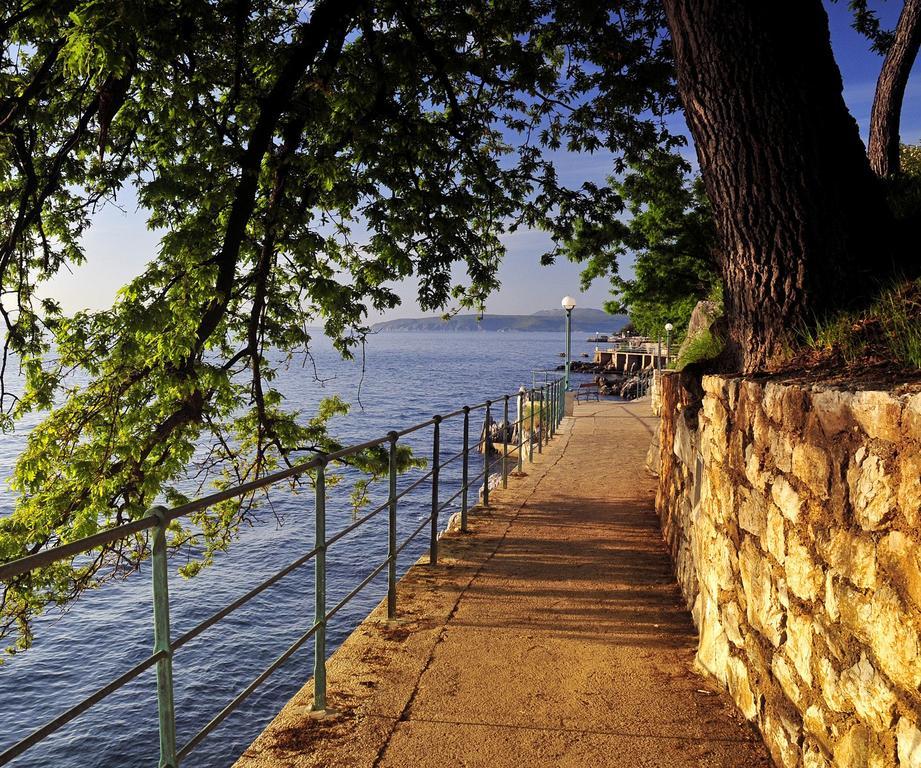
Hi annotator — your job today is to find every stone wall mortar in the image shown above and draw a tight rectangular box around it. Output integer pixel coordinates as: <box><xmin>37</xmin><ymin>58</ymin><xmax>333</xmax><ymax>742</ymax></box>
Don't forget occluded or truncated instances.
<box><xmin>657</xmin><ymin>373</ymin><xmax>921</xmax><ymax>768</ymax></box>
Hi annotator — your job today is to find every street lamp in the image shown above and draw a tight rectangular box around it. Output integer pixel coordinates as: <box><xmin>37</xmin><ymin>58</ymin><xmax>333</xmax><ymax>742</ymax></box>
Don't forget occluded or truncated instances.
<box><xmin>562</xmin><ymin>295</ymin><xmax>576</xmax><ymax>389</ymax></box>
<box><xmin>665</xmin><ymin>322</ymin><xmax>674</xmax><ymax>365</ymax></box>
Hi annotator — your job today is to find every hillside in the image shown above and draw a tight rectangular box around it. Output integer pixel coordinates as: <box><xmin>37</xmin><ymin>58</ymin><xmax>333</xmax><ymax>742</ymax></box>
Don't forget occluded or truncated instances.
<box><xmin>371</xmin><ymin>308</ymin><xmax>628</xmax><ymax>333</ymax></box>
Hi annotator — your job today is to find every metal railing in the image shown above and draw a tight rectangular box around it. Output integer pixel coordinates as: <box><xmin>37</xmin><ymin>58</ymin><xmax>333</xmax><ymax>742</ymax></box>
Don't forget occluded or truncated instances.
<box><xmin>0</xmin><ymin>376</ymin><xmax>567</xmax><ymax>768</ymax></box>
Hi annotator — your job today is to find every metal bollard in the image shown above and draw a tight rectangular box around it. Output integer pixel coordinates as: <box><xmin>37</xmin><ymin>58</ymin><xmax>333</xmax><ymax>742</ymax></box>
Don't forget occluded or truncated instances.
<box><xmin>387</xmin><ymin>432</ymin><xmax>398</xmax><ymax>619</ymax></box>
<box><xmin>312</xmin><ymin>459</ymin><xmax>327</xmax><ymax>711</ymax></box>
<box><xmin>151</xmin><ymin>506</ymin><xmax>178</xmax><ymax>768</ymax></box>
<box><xmin>430</xmin><ymin>415</ymin><xmax>441</xmax><ymax>565</ymax></box>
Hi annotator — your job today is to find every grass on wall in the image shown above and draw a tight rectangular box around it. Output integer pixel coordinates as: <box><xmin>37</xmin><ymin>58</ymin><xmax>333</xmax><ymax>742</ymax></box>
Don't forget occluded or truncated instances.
<box><xmin>800</xmin><ymin>278</ymin><xmax>921</xmax><ymax>370</ymax></box>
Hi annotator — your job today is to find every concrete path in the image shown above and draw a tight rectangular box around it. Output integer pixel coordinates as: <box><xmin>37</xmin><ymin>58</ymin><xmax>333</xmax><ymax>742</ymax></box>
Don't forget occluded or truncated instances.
<box><xmin>236</xmin><ymin>401</ymin><xmax>771</xmax><ymax>768</ymax></box>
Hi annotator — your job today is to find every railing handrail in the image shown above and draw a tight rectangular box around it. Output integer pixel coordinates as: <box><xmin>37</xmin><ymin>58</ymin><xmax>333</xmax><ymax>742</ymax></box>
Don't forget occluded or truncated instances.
<box><xmin>0</xmin><ymin>398</ymin><xmax>502</xmax><ymax>583</ymax></box>
<box><xmin>0</xmin><ymin>376</ymin><xmax>566</xmax><ymax>768</ymax></box>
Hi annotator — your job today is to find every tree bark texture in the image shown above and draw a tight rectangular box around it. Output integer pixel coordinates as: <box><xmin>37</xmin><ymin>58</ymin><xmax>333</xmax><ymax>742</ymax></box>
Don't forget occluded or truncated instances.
<box><xmin>868</xmin><ymin>0</ymin><xmax>921</xmax><ymax>177</ymax></box>
<box><xmin>662</xmin><ymin>0</ymin><xmax>894</xmax><ymax>372</ymax></box>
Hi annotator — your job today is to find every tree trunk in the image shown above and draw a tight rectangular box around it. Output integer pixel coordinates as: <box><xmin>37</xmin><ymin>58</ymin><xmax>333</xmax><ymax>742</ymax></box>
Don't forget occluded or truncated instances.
<box><xmin>868</xmin><ymin>0</ymin><xmax>921</xmax><ymax>177</ymax></box>
<box><xmin>662</xmin><ymin>0</ymin><xmax>894</xmax><ymax>372</ymax></box>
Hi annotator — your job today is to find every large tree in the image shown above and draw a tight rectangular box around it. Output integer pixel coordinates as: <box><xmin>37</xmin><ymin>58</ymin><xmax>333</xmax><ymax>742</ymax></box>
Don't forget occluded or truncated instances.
<box><xmin>662</xmin><ymin>0</ymin><xmax>914</xmax><ymax>371</ymax></box>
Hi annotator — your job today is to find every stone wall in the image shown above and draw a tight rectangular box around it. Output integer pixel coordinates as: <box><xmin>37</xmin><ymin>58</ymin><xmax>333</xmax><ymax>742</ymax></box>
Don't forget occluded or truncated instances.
<box><xmin>656</xmin><ymin>372</ymin><xmax>921</xmax><ymax>768</ymax></box>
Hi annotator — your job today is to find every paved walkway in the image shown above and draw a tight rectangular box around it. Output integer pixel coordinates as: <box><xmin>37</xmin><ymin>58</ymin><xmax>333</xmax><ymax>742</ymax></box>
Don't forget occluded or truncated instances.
<box><xmin>236</xmin><ymin>401</ymin><xmax>771</xmax><ymax>768</ymax></box>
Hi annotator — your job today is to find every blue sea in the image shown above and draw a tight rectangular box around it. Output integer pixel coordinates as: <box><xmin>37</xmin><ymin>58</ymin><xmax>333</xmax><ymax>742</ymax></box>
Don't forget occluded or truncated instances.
<box><xmin>0</xmin><ymin>331</ymin><xmax>605</xmax><ymax>768</ymax></box>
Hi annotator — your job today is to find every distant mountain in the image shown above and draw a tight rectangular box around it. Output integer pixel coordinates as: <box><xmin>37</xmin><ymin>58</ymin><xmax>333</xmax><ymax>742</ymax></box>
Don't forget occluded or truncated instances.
<box><xmin>371</xmin><ymin>308</ymin><xmax>628</xmax><ymax>333</ymax></box>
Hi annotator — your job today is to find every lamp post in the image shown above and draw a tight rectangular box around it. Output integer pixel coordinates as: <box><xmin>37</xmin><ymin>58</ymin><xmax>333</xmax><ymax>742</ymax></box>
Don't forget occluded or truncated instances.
<box><xmin>665</xmin><ymin>322</ymin><xmax>674</xmax><ymax>365</ymax></box>
<box><xmin>561</xmin><ymin>296</ymin><xmax>576</xmax><ymax>389</ymax></box>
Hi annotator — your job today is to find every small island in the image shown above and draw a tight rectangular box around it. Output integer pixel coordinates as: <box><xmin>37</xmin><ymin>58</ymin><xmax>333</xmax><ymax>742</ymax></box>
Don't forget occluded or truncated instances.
<box><xmin>371</xmin><ymin>307</ymin><xmax>628</xmax><ymax>333</ymax></box>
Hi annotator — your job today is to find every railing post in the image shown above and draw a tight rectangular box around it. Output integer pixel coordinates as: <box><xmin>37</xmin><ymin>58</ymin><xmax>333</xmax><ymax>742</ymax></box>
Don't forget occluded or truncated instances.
<box><xmin>559</xmin><ymin>379</ymin><xmax>564</xmax><ymax>427</ymax></box>
<box><xmin>151</xmin><ymin>506</ymin><xmax>178</xmax><ymax>768</ymax></box>
<box><xmin>537</xmin><ymin>386</ymin><xmax>544</xmax><ymax>455</ymax></box>
<box><xmin>557</xmin><ymin>379</ymin><xmax>563</xmax><ymax>428</ymax></box>
<box><xmin>528</xmin><ymin>389</ymin><xmax>534</xmax><ymax>463</ymax></box>
<box><xmin>430</xmin><ymin>415</ymin><xmax>441</xmax><ymax>565</ymax></box>
<box><xmin>461</xmin><ymin>406</ymin><xmax>470</xmax><ymax>532</ymax></box>
<box><xmin>502</xmin><ymin>394</ymin><xmax>509</xmax><ymax>489</ymax></box>
<box><xmin>483</xmin><ymin>401</ymin><xmax>491</xmax><ymax>507</ymax></box>
<box><xmin>554</xmin><ymin>380</ymin><xmax>560</xmax><ymax>430</ymax></box>
<box><xmin>312</xmin><ymin>459</ymin><xmax>327</xmax><ymax>711</ymax></box>
<box><xmin>516</xmin><ymin>388</ymin><xmax>524</xmax><ymax>474</ymax></box>
<box><xmin>387</xmin><ymin>432</ymin><xmax>398</xmax><ymax>620</ymax></box>
<box><xmin>553</xmin><ymin>381</ymin><xmax>560</xmax><ymax>435</ymax></box>
<box><xmin>549</xmin><ymin>382</ymin><xmax>556</xmax><ymax>439</ymax></box>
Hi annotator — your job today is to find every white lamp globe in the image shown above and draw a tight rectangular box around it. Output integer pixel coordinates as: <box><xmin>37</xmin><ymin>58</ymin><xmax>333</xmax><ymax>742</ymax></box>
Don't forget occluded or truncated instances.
<box><xmin>561</xmin><ymin>296</ymin><xmax>577</xmax><ymax>311</ymax></box>
<box><xmin>664</xmin><ymin>322</ymin><xmax>674</xmax><ymax>332</ymax></box>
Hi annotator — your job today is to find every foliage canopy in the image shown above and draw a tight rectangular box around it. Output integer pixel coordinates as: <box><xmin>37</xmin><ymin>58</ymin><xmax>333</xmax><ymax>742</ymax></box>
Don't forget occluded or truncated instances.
<box><xmin>0</xmin><ymin>0</ymin><xmax>677</xmax><ymax>653</ymax></box>
<box><xmin>570</xmin><ymin>150</ymin><xmax>719</xmax><ymax>338</ymax></box>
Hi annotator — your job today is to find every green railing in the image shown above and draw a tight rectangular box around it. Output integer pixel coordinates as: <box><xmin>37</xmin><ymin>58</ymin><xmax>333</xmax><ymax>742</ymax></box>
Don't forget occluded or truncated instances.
<box><xmin>0</xmin><ymin>376</ymin><xmax>567</xmax><ymax>768</ymax></box>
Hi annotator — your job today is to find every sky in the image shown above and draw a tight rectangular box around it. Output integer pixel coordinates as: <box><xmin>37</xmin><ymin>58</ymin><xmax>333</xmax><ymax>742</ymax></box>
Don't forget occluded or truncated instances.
<box><xmin>43</xmin><ymin>1</ymin><xmax>919</xmax><ymax>322</ymax></box>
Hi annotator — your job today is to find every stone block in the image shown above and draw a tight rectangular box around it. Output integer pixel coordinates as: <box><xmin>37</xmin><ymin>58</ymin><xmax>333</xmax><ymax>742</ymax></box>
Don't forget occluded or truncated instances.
<box><xmin>833</xmin><ymin>724</ymin><xmax>877</xmax><ymax>768</ymax></box>
<box><xmin>764</xmin><ymin>382</ymin><xmax>786</xmax><ymax>423</ymax></box>
<box><xmin>898</xmin><ymin>450</ymin><xmax>921</xmax><ymax>527</ymax></box>
<box><xmin>752</xmin><ymin>405</ymin><xmax>771</xmax><ymax>451</ymax></box>
<box><xmin>810</xmin><ymin>388</ymin><xmax>854</xmax><ymax>438</ymax></box>
<box><xmin>803</xmin><ymin>744</ymin><xmax>831</xmax><ymax>768</ymax></box>
<box><xmin>898</xmin><ymin>716</ymin><xmax>921</xmax><ymax>768</ymax></box>
<box><xmin>771</xmin><ymin>476</ymin><xmax>802</xmax><ymax>523</ymax></box>
<box><xmin>764</xmin><ymin>711</ymin><xmax>803</xmax><ymax>768</ymax></box>
<box><xmin>792</xmin><ymin>441</ymin><xmax>831</xmax><ymax>500</ymax></box>
<box><xmin>848</xmin><ymin>447</ymin><xmax>897</xmax><ymax>531</ymax></box>
<box><xmin>838</xmin><ymin>583</ymin><xmax>921</xmax><ymax>693</ymax></box>
<box><xmin>786</xmin><ymin>609</ymin><xmax>813</xmax><ymax>684</ymax></box>
<box><xmin>772</xmin><ymin>653</ymin><xmax>805</xmax><ymax>708</ymax></box>
<box><xmin>729</xmin><ymin>426</ymin><xmax>747</xmax><ymax>472</ymax></box>
<box><xmin>803</xmin><ymin>705</ymin><xmax>836</xmax><ymax>756</ymax></box>
<box><xmin>673</xmin><ymin>412</ymin><xmax>698</xmax><ymax>468</ymax></box>
<box><xmin>851</xmin><ymin>390</ymin><xmax>903</xmax><ymax>443</ymax></box>
<box><xmin>817</xmin><ymin>656</ymin><xmax>849</xmax><ymax>712</ymax></box>
<box><xmin>726</xmin><ymin>377</ymin><xmax>741</xmax><ymax>411</ymax></box>
<box><xmin>767</xmin><ymin>504</ymin><xmax>786</xmax><ymax>562</ymax></box>
<box><xmin>769</xmin><ymin>427</ymin><xmax>794</xmax><ymax>474</ymax></box>
<box><xmin>783</xmin><ymin>385</ymin><xmax>809</xmax><ymax>434</ymax></box>
<box><xmin>739</xmin><ymin>537</ymin><xmax>785</xmax><ymax>646</ymax></box>
<box><xmin>702</xmin><ymin>375</ymin><xmax>726</xmax><ymax>397</ymax></box>
<box><xmin>741</xmin><ymin>379</ymin><xmax>765</xmax><ymax>407</ymax></box>
<box><xmin>815</xmin><ymin>528</ymin><xmax>877</xmax><ymax>591</ymax></box>
<box><xmin>802</xmin><ymin>741</ymin><xmax>832</xmax><ymax>768</ymax></box>
<box><xmin>739</xmin><ymin>487</ymin><xmax>767</xmax><ymax>539</ymax></box>
<box><xmin>837</xmin><ymin>653</ymin><xmax>897</xmax><ymax>731</ymax></box>
<box><xmin>722</xmin><ymin>600</ymin><xmax>745</xmax><ymax>647</ymax></box>
<box><xmin>744</xmin><ymin>443</ymin><xmax>771</xmax><ymax>492</ymax></box>
<box><xmin>726</xmin><ymin>655</ymin><xmax>758</xmax><ymax>720</ymax></box>
<box><xmin>696</xmin><ymin>590</ymin><xmax>729</xmax><ymax>684</ymax></box>
<box><xmin>878</xmin><ymin>530</ymin><xmax>921</xmax><ymax>612</ymax></box>
<box><xmin>824</xmin><ymin>571</ymin><xmax>839</xmax><ymax>621</ymax></box>
<box><xmin>786</xmin><ymin>532</ymin><xmax>823</xmax><ymax>602</ymax></box>
<box><xmin>905</xmin><ymin>393</ymin><xmax>921</xmax><ymax>437</ymax></box>
<box><xmin>702</xmin><ymin>393</ymin><xmax>729</xmax><ymax>439</ymax></box>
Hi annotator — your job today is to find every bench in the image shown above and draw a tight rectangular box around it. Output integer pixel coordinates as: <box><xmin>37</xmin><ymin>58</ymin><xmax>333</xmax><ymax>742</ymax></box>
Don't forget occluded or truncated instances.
<box><xmin>574</xmin><ymin>381</ymin><xmax>600</xmax><ymax>402</ymax></box>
